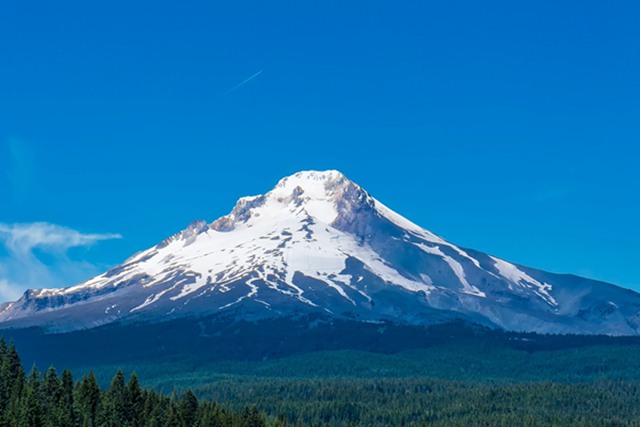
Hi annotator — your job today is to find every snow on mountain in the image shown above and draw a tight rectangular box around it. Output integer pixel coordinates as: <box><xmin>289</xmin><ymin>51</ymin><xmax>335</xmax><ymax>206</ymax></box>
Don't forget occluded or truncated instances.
<box><xmin>1</xmin><ymin>170</ymin><xmax>639</xmax><ymax>335</ymax></box>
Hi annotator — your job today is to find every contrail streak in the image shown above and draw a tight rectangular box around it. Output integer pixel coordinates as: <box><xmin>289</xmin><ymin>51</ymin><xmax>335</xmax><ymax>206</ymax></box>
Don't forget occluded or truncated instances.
<box><xmin>224</xmin><ymin>70</ymin><xmax>263</xmax><ymax>95</ymax></box>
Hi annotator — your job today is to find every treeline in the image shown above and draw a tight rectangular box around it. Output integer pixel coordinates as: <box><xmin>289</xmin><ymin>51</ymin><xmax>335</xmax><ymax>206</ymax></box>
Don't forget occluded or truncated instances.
<box><xmin>194</xmin><ymin>377</ymin><xmax>640</xmax><ymax>426</ymax></box>
<box><xmin>0</xmin><ymin>338</ymin><xmax>272</xmax><ymax>427</ymax></box>
<box><xmin>5</xmin><ymin>336</ymin><xmax>640</xmax><ymax>426</ymax></box>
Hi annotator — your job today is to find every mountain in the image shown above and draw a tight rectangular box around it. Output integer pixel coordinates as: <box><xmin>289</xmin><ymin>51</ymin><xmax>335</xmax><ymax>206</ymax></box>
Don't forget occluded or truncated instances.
<box><xmin>1</xmin><ymin>170</ymin><xmax>640</xmax><ymax>335</ymax></box>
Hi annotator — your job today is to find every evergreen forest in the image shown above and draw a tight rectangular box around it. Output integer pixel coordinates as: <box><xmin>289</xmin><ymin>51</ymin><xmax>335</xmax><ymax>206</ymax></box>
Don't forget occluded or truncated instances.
<box><xmin>3</xmin><ymin>336</ymin><xmax>640</xmax><ymax>426</ymax></box>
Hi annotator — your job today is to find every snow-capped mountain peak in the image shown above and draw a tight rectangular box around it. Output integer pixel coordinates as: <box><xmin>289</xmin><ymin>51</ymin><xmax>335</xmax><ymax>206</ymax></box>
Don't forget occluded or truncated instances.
<box><xmin>212</xmin><ymin>170</ymin><xmax>371</xmax><ymax>231</ymax></box>
<box><xmin>2</xmin><ymin>170</ymin><xmax>640</xmax><ymax>336</ymax></box>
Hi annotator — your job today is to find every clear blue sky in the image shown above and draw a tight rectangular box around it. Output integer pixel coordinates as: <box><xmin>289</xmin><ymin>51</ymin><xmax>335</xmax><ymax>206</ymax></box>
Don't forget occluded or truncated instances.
<box><xmin>0</xmin><ymin>1</ymin><xmax>639</xmax><ymax>300</ymax></box>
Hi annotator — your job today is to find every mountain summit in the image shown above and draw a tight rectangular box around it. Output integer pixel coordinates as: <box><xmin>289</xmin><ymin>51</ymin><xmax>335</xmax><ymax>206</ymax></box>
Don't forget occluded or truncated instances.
<box><xmin>2</xmin><ymin>170</ymin><xmax>640</xmax><ymax>335</ymax></box>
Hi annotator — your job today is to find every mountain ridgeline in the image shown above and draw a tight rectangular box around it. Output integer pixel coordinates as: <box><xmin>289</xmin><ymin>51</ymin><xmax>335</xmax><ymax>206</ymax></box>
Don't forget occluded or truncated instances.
<box><xmin>1</xmin><ymin>170</ymin><xmax>640</xmax><ymax>337</ymax></box>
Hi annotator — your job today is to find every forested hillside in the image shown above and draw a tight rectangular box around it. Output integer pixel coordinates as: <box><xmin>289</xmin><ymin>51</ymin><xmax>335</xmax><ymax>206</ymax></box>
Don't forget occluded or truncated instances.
<box><xmin>0</xmin><ymin>338</ymin><xmax>270</xmax><ymax>427</ymax></box>
<box><xmin>3</xmin><ymin>337</ymin><xmax>640</xmax><ymax>426</ymax></box>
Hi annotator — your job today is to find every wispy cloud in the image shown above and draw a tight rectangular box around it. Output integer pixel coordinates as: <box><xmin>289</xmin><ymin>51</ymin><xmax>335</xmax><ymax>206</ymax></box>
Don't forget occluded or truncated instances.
<box><xmin>223</xmin><ymin>70</ymin><xmax>263</xmax><ymax>96</ymax></box>
<box><xmin>0</xmin><ymin>279</ymin><xmax>18</xmax><ymax>303</ymax></box>
<box><xmin>0</xmin><ymin>222</ymin><xmax>121</xmax><ymax>302</ymax></box>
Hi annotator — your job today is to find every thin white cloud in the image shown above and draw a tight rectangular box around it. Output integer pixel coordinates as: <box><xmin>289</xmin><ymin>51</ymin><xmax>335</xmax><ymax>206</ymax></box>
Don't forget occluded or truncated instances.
<box><xmin>0</xmin><ymin>279</ymin><xmax>20</xmax><ymax>302</ymax></box>
<box><xmin>0</xmin><ymin>222</ymin><xmax>121</xmax><ymax>255</ymax></box>
<box><xmin>0</xmin><ymin>222</ymin><xmax>121</xmax><ymax>303</ymax></box>
<box><xmin>223</xmin><ymin>70</ymin><xmax>263</xmax><ymax>96</ymax></box>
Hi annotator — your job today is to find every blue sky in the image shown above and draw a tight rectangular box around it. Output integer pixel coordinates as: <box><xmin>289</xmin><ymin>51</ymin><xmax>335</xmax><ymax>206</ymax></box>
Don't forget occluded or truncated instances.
<box><xmin>0</xmin><ymin>1</ymin><xmax>639</xmax><ymax>300</ymax></box>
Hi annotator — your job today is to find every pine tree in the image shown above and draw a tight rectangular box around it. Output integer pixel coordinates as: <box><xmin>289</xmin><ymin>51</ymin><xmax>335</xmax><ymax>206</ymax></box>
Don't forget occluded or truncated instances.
<box><xmin>19</xmin><ymin>366</ymin><xmax>42</xmax><ymax>427</ymax></box>
<box><xmin>103</xmin><ymin>369</ymin><xmax>130</xmax><ymax>427</ymax></box>
<box><xmin>165</xmin><ymin>396</ymin><xmax>181</xmax><ymax>427</ymax></box>
<box><xmin>4</xmin><ymin>342</ymin><xmax>25</xmax><ymax>402</ymax></box>
<box><xmin>0</xmin><ymin>337</ymin><xmax>9</xmax><ymax>425</ymax></box>
<box><xmin>127</xmin><ymin>372</ymin><xmax>144</xmax><ymax>427</ymax></box>
<box><xmin>42</xmin><ymin>366</ymin><xmax>63</xmax><ymax>426</ymax></box>
<box><xmin>76</xmin><ymin>371</ymin><xmax>101</xmax><ymax>426</ymax></box>
<box><xmin>179</xmin><ymin>389</ymin><xmax>198</xmax><ymax>427</ymax></box>
<box><xmin>243</xmin><ymin>405</ymin><xmax>267</xmax><ymax>427</ymax></box>
<box><xmin>58</xmin><ymin>369</ymin><xmax>76</xmax><ymax>427</ymax></box>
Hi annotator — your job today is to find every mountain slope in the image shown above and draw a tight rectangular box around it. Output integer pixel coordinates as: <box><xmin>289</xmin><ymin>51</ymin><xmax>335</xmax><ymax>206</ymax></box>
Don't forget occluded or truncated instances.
<box><xmin>1</xmin><ymin>170</ymin><xmax>639</xmax><ymax>335</ymax></box>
